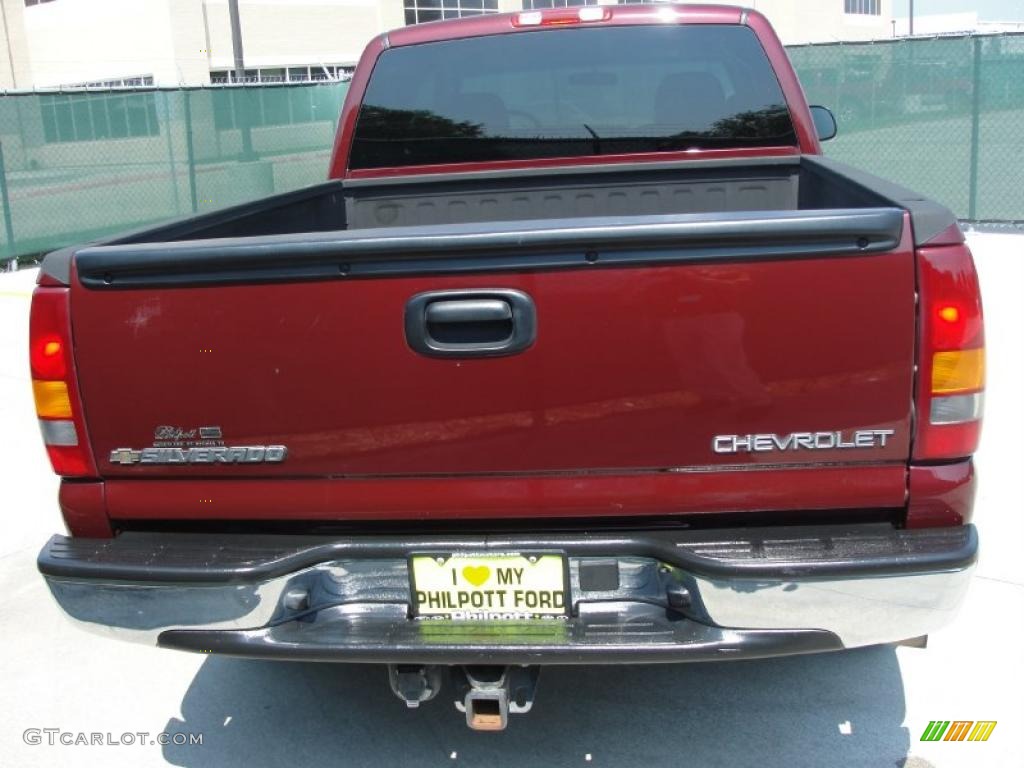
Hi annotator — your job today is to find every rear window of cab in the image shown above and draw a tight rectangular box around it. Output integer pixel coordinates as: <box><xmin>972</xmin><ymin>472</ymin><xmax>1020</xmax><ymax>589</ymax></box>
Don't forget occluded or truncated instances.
<box><xmin>350</xmin><ymin>24</ymin><xmax>797</xmax><ymax>169</ymax></box>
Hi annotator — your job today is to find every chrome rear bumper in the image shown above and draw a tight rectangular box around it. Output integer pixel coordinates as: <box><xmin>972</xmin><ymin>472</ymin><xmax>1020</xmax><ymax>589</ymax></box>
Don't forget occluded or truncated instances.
<box><xmin>39</xmin><ymin>523</ymin><xmax>977</xmax><ymax>663</ymax></box>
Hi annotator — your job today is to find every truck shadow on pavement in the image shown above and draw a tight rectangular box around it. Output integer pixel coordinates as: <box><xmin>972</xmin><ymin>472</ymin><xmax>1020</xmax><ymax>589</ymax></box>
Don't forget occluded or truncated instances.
<box><xmin>162</xmin><ymin>646</ymin><xmax>911</xmax><ymax>768</ymax></box>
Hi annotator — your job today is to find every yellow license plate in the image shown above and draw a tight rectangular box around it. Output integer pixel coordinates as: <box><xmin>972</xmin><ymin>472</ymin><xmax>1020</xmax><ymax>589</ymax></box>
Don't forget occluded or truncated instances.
<box><xmin>410</xmin><ymin>552</ymin><xmax>568</xmax><ymax>620</ymax></box>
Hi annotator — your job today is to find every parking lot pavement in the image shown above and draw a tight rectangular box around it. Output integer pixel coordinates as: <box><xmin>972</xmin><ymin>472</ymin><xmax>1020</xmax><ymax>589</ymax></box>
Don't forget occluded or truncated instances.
<box><xmin>1</xmin><ymin>235</ymin><xmax>1022</xmax><ymax>768</ymax></box>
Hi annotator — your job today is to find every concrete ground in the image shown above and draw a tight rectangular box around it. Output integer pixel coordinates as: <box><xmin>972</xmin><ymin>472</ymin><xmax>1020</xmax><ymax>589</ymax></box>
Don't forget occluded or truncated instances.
<box><xmin>0</xmin><ymin>234</ymin><xmax>1021</xmax><ymax>767</ymax></box>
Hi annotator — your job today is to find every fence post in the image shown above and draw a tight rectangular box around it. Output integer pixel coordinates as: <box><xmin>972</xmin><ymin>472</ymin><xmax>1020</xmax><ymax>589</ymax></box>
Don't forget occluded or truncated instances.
<box><xmin>0</xmin><ymin>139</ymin><xmax>15</xmax><ymax>268</ymax></box>
<box><xmin>967</xmin><ymin>36</ymin><xmax>982</xmax><ymax>221</ymax></box>
<box><xmin>184</xmin><ymin>90</ymin><xmax>198</xmax><ymax>213</ymax></box>
<box><xmin>162</xmin><ymin>91</ymin><xmax>183</xmax><ymax>216</ymax></box>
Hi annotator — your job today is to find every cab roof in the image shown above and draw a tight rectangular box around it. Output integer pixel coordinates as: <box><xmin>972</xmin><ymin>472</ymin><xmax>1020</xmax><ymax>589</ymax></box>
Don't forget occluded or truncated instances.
<box><xmin>387</xmin><ymin>3</ymin><xmax>751</xmax><ymax>48</ymax></box>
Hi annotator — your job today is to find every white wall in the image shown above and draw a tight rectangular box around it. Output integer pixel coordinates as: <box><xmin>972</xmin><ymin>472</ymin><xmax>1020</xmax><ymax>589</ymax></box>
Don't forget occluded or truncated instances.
<box><xmin>891</xmin><ymin>12</ymin><xmax>1024</xmax><ymax>36</ymax></box>
<box><xmin>20</xmin><ymin>0</ymin><xmax>207</xmax><ymax>87</ymax></box>
<box><xmin>14</xmin><ymin>0</ymin><xmax>395</xmax><ymax>88</ymax></box>
<box><xmin>744</xmin><ymin>0</ymin><xmax>894</xmax><ymax>44</ymax></box>
<box><xmin>0</xmin><ymin>0</ymin><xmax>33</xmax><ymax>89</ymax></box>
<box><xmin>203</xmin><ymin>0</ymin><xmax>397</xmax><ymax>71</ymax></box>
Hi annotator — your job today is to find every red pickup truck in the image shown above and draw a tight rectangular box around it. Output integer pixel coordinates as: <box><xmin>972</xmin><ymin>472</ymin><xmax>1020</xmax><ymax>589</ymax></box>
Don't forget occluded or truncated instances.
<box><xmin>33</xmin><ymin>5</ymin><xmax>983</xmax><ymax>730</ymax></box>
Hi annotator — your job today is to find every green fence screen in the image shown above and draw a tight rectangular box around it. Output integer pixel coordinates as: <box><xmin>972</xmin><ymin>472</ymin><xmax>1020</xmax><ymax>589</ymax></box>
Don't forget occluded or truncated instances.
<box><xmin>790</xmin><ymin>33</ymin><xmax>1024</xmax><ymax>225</ymax></box>
<box><xmin>0</xmin><ymin>82</ymin><xmax>349</xmax><ymax>261</ymax></box>
<box><xmin>2</xmin><ymin>33</ymin><xmax>1023</xmax><ymax>262</ymax></box>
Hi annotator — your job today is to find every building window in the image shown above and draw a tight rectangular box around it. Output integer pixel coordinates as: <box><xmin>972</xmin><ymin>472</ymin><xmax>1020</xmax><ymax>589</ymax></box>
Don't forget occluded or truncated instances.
<box><xmin>844</xmin><ymin>0</ymin><xmax>880</xmax><ymax>15</ymax></box>
<box><xmin>404</xmin><ymin>0</ymin><xmax>499</xmax><ymax>26</ymax></box>
<box><xmin>79</xmin><ymin>75</ymin><xmax>155</xmax><ymax>88</ymax></box>
<box><xmin>522</xmin><ymin>0</ymin><xmax>597</xmax><ymax>7</ymax></box>
<box><xmin>211</xmin><ymin>85</ymin><xmax>341</xmax><ymax>131</ymax></box>
<box><xmin>210</xmin><ymin>65</ymin><xmax>352</xmax><ymax>84</ymax></box>
<box><xmin>40</xmin><ymin>90</ymin><xmax>159</xmax><ymax>144</ymax></box>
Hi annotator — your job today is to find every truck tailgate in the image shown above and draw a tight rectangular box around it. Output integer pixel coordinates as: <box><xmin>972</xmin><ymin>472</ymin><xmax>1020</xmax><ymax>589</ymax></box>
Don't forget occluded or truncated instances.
<box><xmin>68</xmin><ymin>209</ymin><xmax>915</xmax><ymax>498</ymax></box>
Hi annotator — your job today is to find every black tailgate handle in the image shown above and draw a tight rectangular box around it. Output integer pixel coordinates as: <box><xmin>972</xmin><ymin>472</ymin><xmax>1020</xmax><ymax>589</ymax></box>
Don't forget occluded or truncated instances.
<box><xmin>405</xmin><ymin>289</ymin><xmax>536</xmax><ymax>358</ymax></box>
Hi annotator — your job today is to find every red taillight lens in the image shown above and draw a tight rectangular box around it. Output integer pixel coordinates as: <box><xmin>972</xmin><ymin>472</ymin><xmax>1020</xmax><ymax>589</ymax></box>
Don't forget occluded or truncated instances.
<box><xmin>914</xmin><ymin>244</ymin><xmax>985</xmax><ymax>461</ymax></box>
<box><xmin>45</xmin><ymin>445</ymin><xmax>92</xmax><ymax>477</ymax></box>
<box><xmin>29</xmin><ymin>287</ymin><xmax>97</xmax><ymax>477</ymax></box>
<box><xmin>31</xmin><ymin>336</ymin><xmax>67</xmax><ymax>380</ymax></box>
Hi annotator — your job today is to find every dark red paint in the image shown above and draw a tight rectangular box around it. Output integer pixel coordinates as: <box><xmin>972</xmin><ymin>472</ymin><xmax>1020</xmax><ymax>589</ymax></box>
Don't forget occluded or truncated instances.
<box><xmin>71</xmin><ymin>248</ymin><xmax>917</xmax><ymax>480</ymax></box>
<box><xmin>907</xmin><ymin>460</ymin><xmax>975</xmax><ymax>528</ymax></box>
<box><xmin>104</xmin><ymin>465</ymin><xmax>907</xmax><ymax>523</ymax></box>
<box><xmin>59</xmin><ymin>481</ymin><xmax>112</xmax><ymax>538</ymax></box>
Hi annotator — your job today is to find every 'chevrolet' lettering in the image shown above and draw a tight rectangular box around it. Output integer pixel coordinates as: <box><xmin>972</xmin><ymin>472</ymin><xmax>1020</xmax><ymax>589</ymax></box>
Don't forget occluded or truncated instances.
<box><xmin>712</xmin><ymin>430</ymin><xmax>895</xmax><ymax>454</ymax></box>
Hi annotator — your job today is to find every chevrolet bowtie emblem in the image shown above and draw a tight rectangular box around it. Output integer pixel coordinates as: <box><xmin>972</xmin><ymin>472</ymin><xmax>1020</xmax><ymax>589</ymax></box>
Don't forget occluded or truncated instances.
<box><xmin>109</xmin><ymin>448</ymin><xmax>142</xmax><ymax>465</ymax></box>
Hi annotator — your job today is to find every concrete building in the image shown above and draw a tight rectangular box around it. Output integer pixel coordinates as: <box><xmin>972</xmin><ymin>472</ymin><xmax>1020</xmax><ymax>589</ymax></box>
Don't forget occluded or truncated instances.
<box><xmin>1</xmin><ymin>0</ymin><xmax>393</xmax><ymax>89</ymax></box>
<box><xmin>893</xmin><ymin>11</ymin><xmax>1024</xmax><ymax>37</ymax></box>
<box><xmin>1</xmin><ymin>0</ymin><xmax>895</xmax><ymax>90</ymax></box>
<box><xmin>746</xmin><ymin>1</ymin><xmax>893</xmax><ymax>45</ymax></box>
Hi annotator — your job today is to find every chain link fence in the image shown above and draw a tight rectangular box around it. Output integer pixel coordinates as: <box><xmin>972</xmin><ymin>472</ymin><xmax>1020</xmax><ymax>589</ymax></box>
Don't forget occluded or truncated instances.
<box><xmin>790</xmin><ymin>32</ymin><xmax>1024</xmax><ymax>227</ymax></box>
<box><xmin>2</xmin><ymin>33</ymin><xmax>1023</xmax><ymax>264</ymax></box>
<box><xmin>0</xmin><ymin>82</ymin><xmax>349</xmax><ymax>263</ymax></box>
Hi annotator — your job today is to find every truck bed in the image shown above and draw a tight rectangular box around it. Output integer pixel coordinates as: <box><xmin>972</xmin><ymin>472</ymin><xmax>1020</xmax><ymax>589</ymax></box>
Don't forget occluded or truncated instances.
<box><xmin>43</xmin><ymin>154</ymin><xmax>950</xmax><ymax>526</ymax></box>
<box><xmin>45</xmin><ymin>155</ymin><xmax>951</xmax><ymax>289</ymax></box>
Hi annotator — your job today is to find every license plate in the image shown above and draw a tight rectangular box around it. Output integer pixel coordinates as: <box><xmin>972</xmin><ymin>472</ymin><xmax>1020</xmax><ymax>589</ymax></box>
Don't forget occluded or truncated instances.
<box><xmin>410</xmin><ymin>552</ymin><xmax>569</xmax><ymax>620</ymax></box>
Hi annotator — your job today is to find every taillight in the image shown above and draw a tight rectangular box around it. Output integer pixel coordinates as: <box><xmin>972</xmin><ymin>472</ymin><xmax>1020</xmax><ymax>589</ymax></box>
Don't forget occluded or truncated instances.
<box><xmin>29</xmin><ymin>287</ymin><xmax>97</xmax><ymax>477</ymax></box>
<box><xmin>914</xmin><ymin>244</ymin><xmax>984</xmax><ymax>460</ymax></box>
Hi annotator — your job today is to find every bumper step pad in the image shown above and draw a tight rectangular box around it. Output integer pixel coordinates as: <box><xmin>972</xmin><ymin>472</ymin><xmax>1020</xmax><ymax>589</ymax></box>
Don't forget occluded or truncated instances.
<box><xmin>159</xmin><ymin>603</ymin><xmax>841</xmax><ymax>664</ymax></box>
